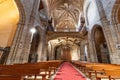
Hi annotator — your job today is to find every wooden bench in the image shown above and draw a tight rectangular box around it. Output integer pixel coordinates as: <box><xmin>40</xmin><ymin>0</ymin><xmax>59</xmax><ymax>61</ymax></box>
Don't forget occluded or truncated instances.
<box><xmin>105</xmin><ymin>69</ymin><xmax>120</xmax><ymax>80</ymax></box>
<box><xmin>72</xmin><ymin>61</ymin><xmax>91</xmax><ymax>73</ymax></box>
<box><xmin>88</xmin><ymin>64</ymin><xmax>120</xmax><ymax>79</ymax></box>
<box><xmin>0</xmin><ymin>67</ymin><xmax>41</xmax><ymax>80</ymax></box>
<box><xmin>0</xmin><ymin>60</ymin><xmax>63</xmax><ymax>80</ymax></box>
<box><xmin>14</xmin><ymin>62</ymin><xmax>50</xmax><ymax>80</ymax></box>
<box><xmin>71</xmin><ymin>61</ymin><xmax>120</xmax><ymax>80</ymax></box>
<box><xmin>0</xmin><ymin>75</ymin><xmax>23</xmax><ymax>80</ymax></box>
<box><xmin>96</xmin><ymin>69</ymin><xmax>120</xmax><ymax>80</ymax></box>
<box><xmin>14</xmin><ymin>60</ymin><xmax>63</xmax><ymax>79</ymax></box>
<box><xmin>0</xmin><ymin>64</ymin><xmax>46</xmax><ymax>80</ymax></box>
<box><xmin>34</xmin><ymin>60</ymin><xmax>63</xmax><ymax>74</ymax></box>
<box><xmin>90</xmin><ymin>65</ymin><xmax>120</xmax><ymax>80</ymax></box>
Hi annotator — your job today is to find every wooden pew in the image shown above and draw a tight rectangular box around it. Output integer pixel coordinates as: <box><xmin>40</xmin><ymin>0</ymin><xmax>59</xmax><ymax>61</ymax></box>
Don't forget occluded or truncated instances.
<box><xmin>14</xmin><ymin>60</ymin><xmax>63</xmax><ymax>79</ymax></box>
<box><xmin>13</xmin><ymin>62</ymin><xmax>49</xmax><ymax>80</ymax></box>
<box><xmin>95</xmin><ymin>66</ymin><xmax>120</xmax><ymax>80</ymax></box>
<box><xmin>34</xmin><ymin>60</ymin><xmax>63</xmax><ymax>77</ymax></box>
<box><xmin>104</xmin><ymin>69</ymin><xmax>120</xmax><ymax>80</ymax></box>
<box><xmin>86</xmin><ymin>64</ymin><xmax>120</xmax><ymax>79</ymax></box>
<box><xmin>71</xmin><ymin>61</ymin><xmax>120</xmax><ymax>80</ymax></box>
<box><xmin>0</xmin><ymin>75</ymin><xmax>23</xmax><ymax>80</ymax></box>
<box><xmin>72</xmin><ymin>61</ymin><xmax>91</xmax><ymax>73</ymax></box>
<box><xmin>0</xmin><ymin>64</ymin><xmax>45</xmax><ymax>80</ymax></box>
<box><xmin>96</xmin><ymin>69</ymin><xmax>120</xmax><ymax>80</ymax></box>
<box><xmin>47</xmin><ymin>61</ymin><xmax>62</xmax><ymax>73</ymax></box>
<box><xmin>0</xmin><ymin>67</ymin><xmax>41</xmax><ymax>80</ymax></box>
<box><xmin>0</xmin><ymin>60</ymin><xmax>63</xmax><ymax>80</ymax></box>
<box><xmin>91</xmin><ymin>65</ymin><xmax>114</xmax><ymax>80</ymax></box>
<box><xmin>34</xmin><ymin>60</ymin><xmax>63</xmax><ymax>74</ymax></box>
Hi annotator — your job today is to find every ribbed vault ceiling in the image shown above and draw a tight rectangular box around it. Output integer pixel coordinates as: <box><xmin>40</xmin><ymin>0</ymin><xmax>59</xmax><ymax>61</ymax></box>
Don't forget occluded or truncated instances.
<box><xmin>46</xmin><ymin>0</ymin><xmax>84</xmax><ymax>29</ymax></box>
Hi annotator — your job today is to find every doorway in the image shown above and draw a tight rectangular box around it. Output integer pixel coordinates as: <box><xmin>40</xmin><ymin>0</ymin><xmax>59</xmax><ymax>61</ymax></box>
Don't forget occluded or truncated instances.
<box><xmin>94</xmin><ymin>26</ymin><xmax>110</xmax><ymax>63</ymax></box>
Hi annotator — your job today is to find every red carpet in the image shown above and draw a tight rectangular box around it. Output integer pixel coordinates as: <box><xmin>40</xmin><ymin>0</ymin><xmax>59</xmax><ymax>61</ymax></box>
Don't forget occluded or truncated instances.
<box><xmin>54</xmin><ymin>62</ymin><xmax>87</xmax><ymax>80</ymax></box>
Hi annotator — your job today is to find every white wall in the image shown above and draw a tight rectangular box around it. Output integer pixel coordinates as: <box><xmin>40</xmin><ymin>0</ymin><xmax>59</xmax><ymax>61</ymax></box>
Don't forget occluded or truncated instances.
<box><xmin>84</xmin><ymin>0</ymin><xmax>101</xmax><ymax>30</ymax></box>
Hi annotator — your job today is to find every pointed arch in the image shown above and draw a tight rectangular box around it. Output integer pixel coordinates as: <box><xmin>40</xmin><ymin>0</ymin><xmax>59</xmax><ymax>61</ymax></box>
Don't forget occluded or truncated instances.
<box><xmin>91</xmin><ymin>24</ymin><xmax>111</xmax><ymax>63</ymax></box>
<box><xmin>6</xmin><ymin>0</ymin><xmax>26</xmax><ymax>64</ymax></box>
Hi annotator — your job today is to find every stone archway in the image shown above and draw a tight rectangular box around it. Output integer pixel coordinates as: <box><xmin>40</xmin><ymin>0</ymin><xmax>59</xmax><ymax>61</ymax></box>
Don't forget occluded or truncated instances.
<box><xmin>6</xmin><ymin>0</ymin><xmax>26</xmax><ymax>64</ymax></box>
<box><xmin>48</xmin><ymin>37</ymin><xmax>81</xmax><ymax>61</ymax></box>
<box><xmin>54</xmin><ymin>45</ymin><xmax>71</xmax><ymax>61</ymax></box>
<box><xmin>92</xmin><ymin>25</ymin><xmax>110</xmax><ymax>63</ymax></box>
<box><xmin>111</xmin><ymin>0</ymin><xmax>120</xmax><ymax>42</ymax></box>
<box><xmin>7</xmin><ymin>0</ymin><xmax>41</xmax><ymax>64</ymax></box>
<box><xmin>111</xmin><ymin>0</ymin><xmax>120</xmax><ymax>23</ymax></box>
<box><xmin>0</xmin><ymin>0</ymin><xmax>21</xmax><ymax>64</ymax></box>
<box><xmin>15</xmin><ymin>0</ymin><xmax>25</xmax><ymax>23</ymax></box>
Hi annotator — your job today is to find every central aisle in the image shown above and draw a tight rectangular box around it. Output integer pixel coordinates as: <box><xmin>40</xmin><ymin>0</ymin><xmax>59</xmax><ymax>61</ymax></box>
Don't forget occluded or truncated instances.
<box><xmin>53</xmin><ymin>62</ymin><xmax>87</xmax><ymax>80</ymax></box>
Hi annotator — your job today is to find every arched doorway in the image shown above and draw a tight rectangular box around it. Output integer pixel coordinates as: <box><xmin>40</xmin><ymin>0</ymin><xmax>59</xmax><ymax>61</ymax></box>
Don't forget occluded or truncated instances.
<box><xmin>112</xmin><ymin>0</ymin><xmax>120</xmax><ymax>24</ymax></box>
<box><xmin>61</xmin><ymin>47</ymin><xmax>71</xmax><ymax>61</ymax></box>
<box><xmin>49</xmin><ymin>37</ymin><xmax>81</xmax><ymax>61</ymax></box>
<box><xmin>93</xmin><ymin>25</ymin><xmax>110</xmax><ymax>63</ymax></box>
<box><xmin>54</xmin><ymin>46</ymin><xmax>71</xmax><ymax>61</ymax></box>
<box><xmin>54</xmin><ymin>46</ymin><xmax>62</xmax><ymax>60</ymax></box>
<box><xmin>111</xmin><ymin>0</ymin><xmax>120</xmax><ymax>43</ymax></box>
<box><xmin>28</xmin><ymin>27</ymin><xmax>40</xmax><ymax>63</ymax></box>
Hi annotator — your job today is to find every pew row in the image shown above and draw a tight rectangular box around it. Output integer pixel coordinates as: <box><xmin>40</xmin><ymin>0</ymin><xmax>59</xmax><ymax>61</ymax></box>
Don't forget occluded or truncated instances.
<box><xmin>0</xmin><ymin>75</ymin><xmax>23</xmax><ymax>80</ymax></box>
<box><xmin>0</xmin><ymin>60</ymin><xmax>63</xmax><ymax>80</ymax></box>
<box><xmin>72</xmin><ymin>61</ymin><xmax>120</xmax><ymax>80</ymax></box>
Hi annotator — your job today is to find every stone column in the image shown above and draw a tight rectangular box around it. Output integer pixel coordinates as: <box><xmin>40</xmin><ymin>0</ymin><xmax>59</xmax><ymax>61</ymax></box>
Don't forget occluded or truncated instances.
<box><xmin>17</xmin><ymin>0</ymin><xmax>40</xmax><ymax>63</ymax></box>
<box><xmin>87</xmin><ymin>31</ymin><xmax>98</xmax><ymax>62</ymax></box>
<box><xmin>86</xmin><ymin>43</ymin><xmax>92</xmax><ymax>62</ymax></box>
<box><xmin>6</xmin><ymin>0</ymin><xmax>40</xmax><ymax>64</ymax></box>
<box><xmin>37</xmin><ymin>29</ymin><xmax>47</xmax><ymax>61</ymax></box>
<box><xmin>47</xmin><ymin>41</ymin><xmax>54</xmax><ymax>60</ymax></box>
<box><xmin>79</xmin><ymin>42</ymin><xmax>85</xmax><ymax>61</ymax></box>
<box><xmin>6</xmin><ymin>22</ymin><xmax>25</xmax><ymax>64</ymax></box>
